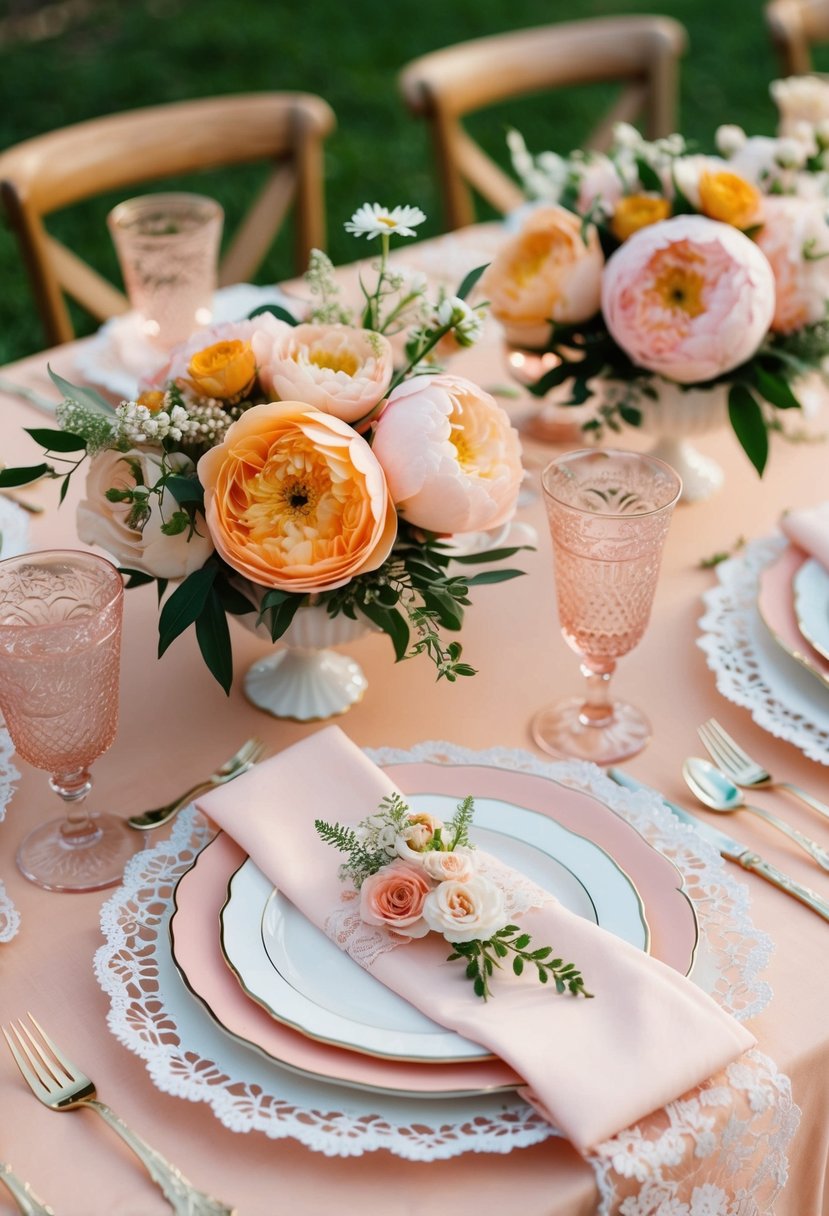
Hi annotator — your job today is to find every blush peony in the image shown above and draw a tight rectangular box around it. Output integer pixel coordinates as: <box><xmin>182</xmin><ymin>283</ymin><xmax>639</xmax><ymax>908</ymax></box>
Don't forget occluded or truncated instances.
<box><xmin>371</xmin><ymin>374</ymin><xmax>523</xmax><ymax>535</ymax></box>
<box><xmin>252</xmin><ymin>323</ymin><xmax>394</xmax><ymax>426</ymax></box>
<box><xmin>753</xmin><ymin>195</ymin><xmax>829</xmax><ymax>334</ymax></box>
<box><xmin>480</xmin><ymin>205</ymin><xmax>604</xmax><ymax>348</ymax></box>
<box><xmin>359</xmin><ymin>861</ymin><xmax>432</xmax><ymax>939</ymax></box>
<box><xmin>601</xmin><ymin>215</ymin><xmax>776</xmax><ymax>383</ymax></box>
<box><xmin>77</xmin><ymin>449</ymin><xmax>214</xmax><ymax>579</ymax></box>
<box><xmin>143</xmin><ymin>313</ymin><xmax>289</xmax><ymax>392</ymax></box>
<box><xmin>197</xmin><ymin>402</ymin><xmax>397</xmax><ymax>593</ymax></box>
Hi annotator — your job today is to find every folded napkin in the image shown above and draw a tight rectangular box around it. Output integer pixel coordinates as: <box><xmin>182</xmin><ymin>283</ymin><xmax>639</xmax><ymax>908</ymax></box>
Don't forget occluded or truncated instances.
<box><xmin>781</xmin><ymin>501</ymin><xmax>829</xmax><ymax>569</ymax></box>
<box><xmin>198</xmin><ymin>726</ymin><xmax>755</xmax><ymax>1152</ymax></box>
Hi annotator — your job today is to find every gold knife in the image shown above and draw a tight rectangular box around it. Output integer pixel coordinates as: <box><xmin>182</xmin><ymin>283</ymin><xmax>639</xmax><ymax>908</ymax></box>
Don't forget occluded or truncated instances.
<box><xmin>609</xmin><ymin>768</ymin><xmax>829</xmax><ymax>923</ymax></box>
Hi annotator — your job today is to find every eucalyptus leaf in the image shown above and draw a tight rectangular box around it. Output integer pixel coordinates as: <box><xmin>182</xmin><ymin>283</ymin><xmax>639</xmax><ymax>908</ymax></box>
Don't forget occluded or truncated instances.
<box><xmin>456</xmin><ymin>263</ymin><xmax>489</xmax><ymax>300</ymax></box>
<box><xmin>464</xmin><ymin>568</ymin><xmax>526</xmax><ymax>586</ymax></box>
<box><xmin>247</xmin><ymin>303</ymin><xmax>299</xmax><ymax>326</ymax></box>
<box><xmin>166</xmin><ymin>475</ymin><xmax>205</xmax><ymax>507</ymax></box>
<box><xmin>47</xmin><ymin>366</ymin><xmax>115</xmax><ymax>415</ymax></box>
<box><xmin>360</xmin><ymin>601</ymin><xmax>409</xmax><ymax>660</ymax></box>
<box><xmin>0</xmin><ymin>464</ymin><xmax>52</xmax><ymax>488</ymax></box>
<box><xmin>24</xmin><ymin>428</ymin><xmax>87</xmax><ymax>453</ymax></box>
<box><xmin>753</xmin><ymin>366</ymin><xmax>802</xmax><ymax>411</ymax></box>
<box><xmin>195</xmin><ymin>586</ymin><xmax>233</xmax><ymax>694</ymax></box>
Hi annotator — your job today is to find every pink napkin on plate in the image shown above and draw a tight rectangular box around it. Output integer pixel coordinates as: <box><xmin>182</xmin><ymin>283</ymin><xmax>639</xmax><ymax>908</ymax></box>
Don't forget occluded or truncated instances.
<box><xmin>198</xmin><ymin>726</ymin><xmax>755</xmax><ymax>1153</ymax></box>
<box><xmin>781</xmin><ymin>501</ymin><xmax>829</xmax><ymax>569</ymax></box>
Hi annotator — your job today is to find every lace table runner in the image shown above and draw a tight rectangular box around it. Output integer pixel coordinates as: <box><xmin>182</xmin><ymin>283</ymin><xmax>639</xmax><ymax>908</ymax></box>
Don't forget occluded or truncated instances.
<box><xmin>0</xmin><ymin>724</ymin><xmax>21</xmax><ymax>943</ymax></box>
<box><xmin>95</xmin><ymin>745</ymin><xmax>799</xmax><ymax>1214</ymax></box>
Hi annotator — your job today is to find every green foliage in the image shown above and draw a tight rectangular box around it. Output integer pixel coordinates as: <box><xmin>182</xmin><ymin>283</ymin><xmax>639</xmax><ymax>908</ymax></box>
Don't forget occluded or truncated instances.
<box><xmin>448</xmin><ymin>927</ymin><xmax>594</xmax><ymax>1002</ymax></box>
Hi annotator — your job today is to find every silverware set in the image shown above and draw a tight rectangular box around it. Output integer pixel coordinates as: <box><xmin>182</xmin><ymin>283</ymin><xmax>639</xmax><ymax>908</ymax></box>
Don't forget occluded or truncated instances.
<box><xmin>127</xmin><ymin>737</ymin><xmax>267</xmax><ymax>831</ymax></box>
<box><xmin>2</xmin><ymin>1016</ymin><xmax>235</xmax><ymax>1215</ymax></box>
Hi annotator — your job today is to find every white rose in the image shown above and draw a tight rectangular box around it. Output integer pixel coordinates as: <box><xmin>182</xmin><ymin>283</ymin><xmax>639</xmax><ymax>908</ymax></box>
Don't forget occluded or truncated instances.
<box><xmin>422</xmin><ymin>875</ymin><xmax>506</xmax><ymax>943</ymax></box>
<box><xmin>77</xmin><ymin>448</ymin><xmax>213</xmax><ymax>579</ymax></box>
<box><xmin>715</xmin><ymin>124</ymin><xmax>747</xmax><ymax>157</ymax></box>
<box><xmin>394</xmin><ymin>811</ymin><xmax>445</xmax><ymax>863</ymax></box>
<box><xmin>772</xmin><ymin>74</ymin><xmax>829</xmax><ymax>135</ymax></box>
<box><xmin>421</xmin><ymin>848</ymin><xmax>476</xmax><ymax>883</ymax></box>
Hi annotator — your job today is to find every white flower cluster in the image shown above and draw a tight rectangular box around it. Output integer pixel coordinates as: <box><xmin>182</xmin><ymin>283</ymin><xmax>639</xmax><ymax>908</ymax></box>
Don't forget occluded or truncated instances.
<box><xmin>115</xmin><ymin>400</ymin><xmax>198</xmax><ymax>445</ymax></box>
<box><xmin>434</xmin><ymin>295</ymin><xmax>486</xmax><ymax>346</ymax></box>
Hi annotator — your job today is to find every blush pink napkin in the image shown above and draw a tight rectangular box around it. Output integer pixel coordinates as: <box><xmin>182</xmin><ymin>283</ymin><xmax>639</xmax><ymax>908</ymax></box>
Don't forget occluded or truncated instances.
<box><xmin>198</xmin><ymin>726</ymin><xmax>755</xmax><ymax>1152</ymax></box>
<box><xmin>781</xmin><ymin>501</ymin><xmax>829</xmax><ymax>569</ymax></box>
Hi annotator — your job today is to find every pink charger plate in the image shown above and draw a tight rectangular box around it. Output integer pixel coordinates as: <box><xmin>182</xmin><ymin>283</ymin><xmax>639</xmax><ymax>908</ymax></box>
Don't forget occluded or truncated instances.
<box><xmin>757</xmin><ymin>545</ymin><xmax>829</xmax><ymax>690</ymax></box>
<box><xmin>170</xmin><ymin>762</ymin><xmax>698</xmax><ymax>1097</ymax></box>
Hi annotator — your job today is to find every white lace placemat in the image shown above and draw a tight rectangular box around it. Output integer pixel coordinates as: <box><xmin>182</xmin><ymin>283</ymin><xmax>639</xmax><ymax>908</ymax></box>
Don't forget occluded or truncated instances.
<box><xmin>95</xmin><ymin>745</ymin><xmax>798</xmax><ymax>1213</ymax></box>
<box><xmin>698</xmin><ymin>535</ymin><xmax>829</xmax><ymax>765</ymax></box>
<box><xmin>0</xmin><ymin>724</ymin><xmax>21</xmax><ymax>943</ymax></box>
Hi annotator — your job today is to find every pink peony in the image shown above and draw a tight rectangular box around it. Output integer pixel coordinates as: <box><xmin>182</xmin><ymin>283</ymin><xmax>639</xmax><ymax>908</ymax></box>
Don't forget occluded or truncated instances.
<box><xmin>753</xmin><ymin>195</ymin><xmax>829</xmax><ymax>333</ymax></box>
<box><xmin>601</xmin><ymin>215</ymin><xmax>776</xmax><ymax>383</ymax></box>
<box><xmin>359</xmin><ymin>861</ymin><xmax>432</xmax><ymax>939</ymax></box>
<box><xmin>371</xmin><ymin>374</ymin><xmax>523</xmax><ymax>535</ymax></box>
<box><xmin>251</xmin><ymin>323</ymin><xmax>394</xmax><ymax>425</ymax></box>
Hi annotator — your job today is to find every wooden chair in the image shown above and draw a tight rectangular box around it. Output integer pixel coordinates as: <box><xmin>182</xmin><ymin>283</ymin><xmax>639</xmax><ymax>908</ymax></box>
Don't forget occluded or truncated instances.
<box><xmin>0</xmin><ymin>93</ymin><xmax>335</xmax><ymax>346</ymax></box>
<box><xmin>766</xmin><ymin>0</ymin><xmax>829</xmax><ymax>74</ymax></box>
<box><xmin>399</xmin><ymin>16</ymin><xmax>687</xmax><ymax>230</ymax></box>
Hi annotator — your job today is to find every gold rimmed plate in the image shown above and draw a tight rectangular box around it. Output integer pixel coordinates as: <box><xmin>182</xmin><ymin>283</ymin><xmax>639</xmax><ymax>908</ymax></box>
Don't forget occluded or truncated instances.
<box><xmin>757</xmin><ymin>545</ymin><xmax>829</xmax><ymax>690</ymax></box>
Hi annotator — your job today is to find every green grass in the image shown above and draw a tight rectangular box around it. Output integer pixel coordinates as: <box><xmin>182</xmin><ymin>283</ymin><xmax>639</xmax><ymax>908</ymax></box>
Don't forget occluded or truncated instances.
<box><xmin>0</xmin><ymin>0</ymin><xmax>818</xmax><ymax>364</ymax></box>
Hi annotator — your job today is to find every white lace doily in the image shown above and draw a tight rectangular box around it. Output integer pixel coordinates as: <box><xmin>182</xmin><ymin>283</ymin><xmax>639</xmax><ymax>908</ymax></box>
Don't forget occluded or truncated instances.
<box><xmin>95</xmin><ymin>745</ymin><xmax>798</xmax><ymax>1213</ymax></box>
<box><xmin>0</xmin><ymin>495</ymin><xmax>30</xmax><ymax>561</ymax></box>
<box><xmin>698</xmin><ymin>536</ymin><xmax>829</xmax><ymax>765</ymax></box>
<box><xmin>0</xmin><ymin>724</ymin><xmax>21</xmax><ymax>943</ymax></box>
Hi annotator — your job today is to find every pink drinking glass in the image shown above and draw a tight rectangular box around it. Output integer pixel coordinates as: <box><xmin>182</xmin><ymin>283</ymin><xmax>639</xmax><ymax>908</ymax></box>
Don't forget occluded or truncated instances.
<box><xmin>532</xmin><ymin>449</ymin><xmax>681</xmax><ymax>763</ymax></box>
<box><xmin>0</xmin><ymin>550</ymin><xmax>141</xmax><ymax>892</ymax></box>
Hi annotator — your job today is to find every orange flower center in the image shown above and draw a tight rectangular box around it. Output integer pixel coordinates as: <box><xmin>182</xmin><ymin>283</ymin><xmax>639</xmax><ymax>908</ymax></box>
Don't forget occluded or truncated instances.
<box><xmin>646</xmin><ymin>248</ymin><xmax>707</xmax><ymax>317</ymax></box>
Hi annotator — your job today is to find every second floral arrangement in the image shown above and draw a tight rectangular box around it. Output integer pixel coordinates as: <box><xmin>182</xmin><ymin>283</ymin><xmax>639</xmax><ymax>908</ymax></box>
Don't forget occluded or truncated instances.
<box><xmin>1</xmin><ymin>204</ymin><xmax>526</xmax><ymax>692</ymax></box>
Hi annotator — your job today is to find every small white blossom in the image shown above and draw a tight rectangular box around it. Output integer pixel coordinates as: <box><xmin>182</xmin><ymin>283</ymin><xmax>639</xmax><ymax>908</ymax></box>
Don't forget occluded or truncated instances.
<box><xmin>344</xmin><ymin>202</ymin><xmax>426</xmax><ymax>240</ymax></box>
<box><xmin>115</xmin><ymin>400</ymin><xmax>200</xmax><ymax>445</ymax></box>
<box><xmin>435</xmin><ymin>295</ymin><xmax>486</xmax><ymax>345</ymax></box>
<box><xmin>776</xmin><ymin>136</ymin><xmax>809</xmax><ymax>168</ymax></box>
<box><xmin>715</xmin><ymin>123</ymin><xmax>747</xmax><ymax>156</ymax></box>
<box><xmin>613</xmin><ymin>122</ymin><xmax>643</xmax><ymax>150</ymax></box>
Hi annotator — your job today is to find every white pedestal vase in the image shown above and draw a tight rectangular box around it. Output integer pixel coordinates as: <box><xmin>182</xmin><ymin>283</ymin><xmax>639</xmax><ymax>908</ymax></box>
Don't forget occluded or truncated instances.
<box><xmin>234</xmin><ymin>603</ymin><xmax>376</xmax><ymax>721</ymax></box>
<box><xmin>634</xmin><ymin>379</ymin><xmax>730</xmax><ymax>503</ymax></box>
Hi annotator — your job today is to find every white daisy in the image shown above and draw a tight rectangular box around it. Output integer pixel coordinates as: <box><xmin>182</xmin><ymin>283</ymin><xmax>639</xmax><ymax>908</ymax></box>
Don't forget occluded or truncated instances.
<box><xmin>344</xmin><ymin>203</ymin><xmax>427</xmax><ymax>240</ymax></box>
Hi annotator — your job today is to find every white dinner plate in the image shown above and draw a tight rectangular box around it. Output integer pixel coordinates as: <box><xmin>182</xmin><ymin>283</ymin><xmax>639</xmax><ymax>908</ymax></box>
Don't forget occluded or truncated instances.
<box><xmin>793</xmin><ymin>558</ymin><xmax>829</xmax><ymax>662</ymax></box>
<box><xmin>220</xmin><ymin>795</ymin><xmax>648</xmax><ymax>1064</ymax></box>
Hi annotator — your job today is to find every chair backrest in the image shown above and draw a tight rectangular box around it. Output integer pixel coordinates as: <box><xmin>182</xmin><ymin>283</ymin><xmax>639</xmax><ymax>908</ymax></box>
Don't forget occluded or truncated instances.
<box><xmin>766</xmin><ymin>0</ymin><xmax>829</xmax><ymax>74</ymax></box>
<box><xmin>399</xmin><ymin>16</ymin><xmax>688</xmax><ymax>230</ymax></box>
<box><xmin>0</xmin><ymin>92</ymin><xmax>335</xmax><ymax>347</ymax></box>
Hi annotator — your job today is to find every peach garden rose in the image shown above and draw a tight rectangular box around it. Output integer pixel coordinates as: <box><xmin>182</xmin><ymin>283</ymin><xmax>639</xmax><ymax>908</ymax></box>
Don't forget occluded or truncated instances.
<box><xmin>252</xmin><ymin>322</ymin><xmax>394</xmax><ymax>425</ymax></box>
<box><xmin>753</xmin><ymin>195</ymin><xmax>829</xmax><ymax>334</ymax></box>
<box><xmin>601</xmin><ymin>214</ymin><xmax>776</xmax><ymax>383</ymax></box>
<box><xmin>197</xmin><ymin>401</ymin><xmax>397</xmax><ymax>593</ymax></box>
<box><xmin>371</xmin><ymin>373</ymin><xmax>523</xmax><ymax>535</ymax></box>
<box><xmin>480</xmin><ymin>204</ymin><xmax>604</xmax><ymax>348</ymax></box>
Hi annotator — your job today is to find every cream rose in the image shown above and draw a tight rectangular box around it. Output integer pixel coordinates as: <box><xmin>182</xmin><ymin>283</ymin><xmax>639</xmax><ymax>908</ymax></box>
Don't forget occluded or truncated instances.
<box><xmin>422</xmin><ymin>875</ymin><xmax>506</xmax><ymax>943</ymax></box>
<box><xmin>480</xmin><ymin>205</ymin><xmax>603</xmax><ymax>348</ymax></box>
<box><xmin>395</xmin><ymin>811</ymin><xmax>445</xmax><ymax>863</ymax></box>
<box><xmin>371</xmin><ymin>374</ymin><xmax>523</xmax><ymax>535</ymax></box>
<box><xmin>420</xmin><ymin>848</ymin><xmax>476</xmax><ymax>883</ymax></box>
<box><xmin>359</xmin><ymin>861</ymin><xmax>432</xmax><ymax>939</ymax></box>
<box><xmin>77</xmin><ymin>449</ymin><xmax>213</xmax><ymax>579</ymax></box>
<box><xmin>252</xmin><ymin>323</ymin><xmax>394</xmax><ymax>425</ymax></box>
<box><xmin>753</xmin><ymin>195</ymin><xmax>829</xmax><ymax>333</ymax></box>
<box><xmin>772</xmin><ymin>74</ymin><xmax>829</xmax><ymax>138</ymax></box>
<box><xmin>197</xmin><ymin>402</ymin><xmax>397</xmax><ymax>594</ymax></box>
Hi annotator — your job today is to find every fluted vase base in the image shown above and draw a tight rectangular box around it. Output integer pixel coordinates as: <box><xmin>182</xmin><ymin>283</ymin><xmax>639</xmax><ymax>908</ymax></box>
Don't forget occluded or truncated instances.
<box><xmin>244</xmin><ymin>648</ymin><xmax>368</xmax><ymax>721</ymax></box>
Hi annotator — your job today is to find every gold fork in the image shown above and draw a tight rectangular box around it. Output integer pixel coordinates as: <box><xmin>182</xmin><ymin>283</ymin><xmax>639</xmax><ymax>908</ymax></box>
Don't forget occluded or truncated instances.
<box><xmin>0</xmin><ymin>1161</ymin><xmax>54</xmax><ymax>1216</ymax></box>
<box><xmin>3</xmin><ymin>1015</ymin><xmax>235</xmax><ymax>1216</ymax></box>
<box><xmin>127</xmin><ymin>737</ymin><xmax>266</xmax><ymax>830</ymax></box>
<box><xmin>698</xmin><ymin>718</ymin><xmax>829</xmax><ymax>822</ymax></box>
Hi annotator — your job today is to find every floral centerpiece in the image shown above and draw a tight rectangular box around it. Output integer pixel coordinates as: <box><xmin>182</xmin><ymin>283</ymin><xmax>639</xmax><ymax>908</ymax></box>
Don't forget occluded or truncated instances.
<box><xmin>484</xmin><ymin>75</ymin><xmax>829</xmax><ymax>482</ymax></box>
<box><xmin>0</xmin><ymin>204</ymin><xmax>525</xmax><ymax>695</ymax></box>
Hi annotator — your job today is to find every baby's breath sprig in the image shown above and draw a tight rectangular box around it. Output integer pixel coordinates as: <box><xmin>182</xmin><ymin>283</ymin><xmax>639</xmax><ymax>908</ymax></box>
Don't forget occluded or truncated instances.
<box><xmin>448</xmin><ymin>927</ymin><xmax>594</xmax><ymax>1002</ymax></box>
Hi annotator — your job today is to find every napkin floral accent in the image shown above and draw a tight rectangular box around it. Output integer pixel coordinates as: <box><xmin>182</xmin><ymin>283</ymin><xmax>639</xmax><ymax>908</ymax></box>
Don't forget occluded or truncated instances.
<box><xmin>316</xmin><ymin>794</ymin><xmax>593</xmax><ymax>1001</ymax></box>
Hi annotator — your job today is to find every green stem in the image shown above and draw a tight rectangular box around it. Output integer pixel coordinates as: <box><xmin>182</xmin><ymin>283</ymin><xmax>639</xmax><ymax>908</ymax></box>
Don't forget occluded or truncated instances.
<box><xmin>388</xmin><ymin>324</ymin><xmax>452</xmax><ymax>392</ymax></box>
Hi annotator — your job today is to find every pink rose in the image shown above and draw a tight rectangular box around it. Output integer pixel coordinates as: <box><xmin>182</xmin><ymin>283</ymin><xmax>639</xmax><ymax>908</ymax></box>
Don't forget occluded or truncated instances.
<box><xmin>371</xmin><ymin>374</ymin><xmax>523</xmax><ymax>535</ymax></box>
<box><xmin>601</xmin><ymin>215</ymin><xmax>776</xmax><ymax>383</ymax></box>
<box><xmin>359</xmin><ymin>861</ymin><xmax>432</xmax><ymax>939</ymax></box>
<box><xmin>421</xmin><ymin>848</ymin><xmax>476</xmax><ymax>883</ymax></box>
<box><xmin>252</xmin><ymin>323</ymin><xmax>394</xmax><ymax>425</ymax></box>
<box><xmin>753</xmin><ymin>195</ymin><xmax>829</xmax><ymax>333</ymax></box>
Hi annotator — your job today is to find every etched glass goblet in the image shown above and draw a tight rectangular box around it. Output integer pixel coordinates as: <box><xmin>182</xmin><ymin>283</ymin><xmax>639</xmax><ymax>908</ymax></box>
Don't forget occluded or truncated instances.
<box><xmin>532</xmin><ymin>449</ymin><xmax>681</xmax><ymax>763</ymax></box>
<box><xmin>0</xmin><ymin>550</ymin><xmax>140</xmax><ymax>892</ymax></box>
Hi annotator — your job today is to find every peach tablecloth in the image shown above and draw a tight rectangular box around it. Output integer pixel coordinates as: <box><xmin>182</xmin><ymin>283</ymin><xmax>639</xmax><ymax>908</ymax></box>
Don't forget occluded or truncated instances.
<box><xmin>1</xmin><ymin>231</ymin><xmax>828</xmax><ymax>1214</ymax></box>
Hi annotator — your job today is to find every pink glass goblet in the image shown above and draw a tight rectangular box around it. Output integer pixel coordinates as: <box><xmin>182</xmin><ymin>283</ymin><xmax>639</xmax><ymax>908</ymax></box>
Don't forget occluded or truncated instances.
<box><xmin>0</xmin><ymin>550</ymin><xmax>141</xmax><ymax>892</ymax></box>
<box><xmin>532</xmin><ymin>449</ymin><xmax>681</xmax><ymax>764</ymax></box>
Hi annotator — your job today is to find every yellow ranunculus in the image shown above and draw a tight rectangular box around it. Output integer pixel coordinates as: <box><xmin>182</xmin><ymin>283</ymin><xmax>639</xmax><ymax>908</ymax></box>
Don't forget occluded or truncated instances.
<box><xmin>698</xmin><ymin>171</ymin><xmax>761</xmax><ymax>230</ymax></box>
<box><xmin>610</xmin><ymin>195</ymin><xmax>672</xmax><ymax>242</ymax></box>
<box><xmin>186</xmin><ymin>339</ymin><xmax>257</xmax><ymax>400</ymax></box>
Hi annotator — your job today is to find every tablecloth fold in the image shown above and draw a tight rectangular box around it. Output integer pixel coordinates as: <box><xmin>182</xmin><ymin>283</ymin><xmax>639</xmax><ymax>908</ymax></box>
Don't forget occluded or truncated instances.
<box><xmin>198</xmin><ymin>725</ymin><xmax>755</xmax><ymax>1152</ymax></box>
